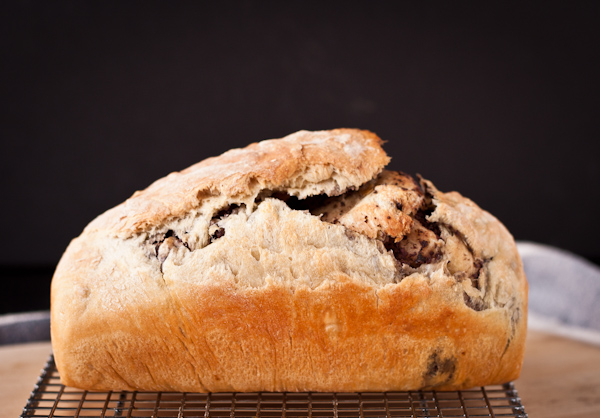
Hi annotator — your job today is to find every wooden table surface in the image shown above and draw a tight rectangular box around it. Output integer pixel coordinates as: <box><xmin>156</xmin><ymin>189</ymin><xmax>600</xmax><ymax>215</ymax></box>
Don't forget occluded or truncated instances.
<box><xmin>1</xmin><ymin>330</ymin><xmax>599</xmax><ymax>418</ymax></box>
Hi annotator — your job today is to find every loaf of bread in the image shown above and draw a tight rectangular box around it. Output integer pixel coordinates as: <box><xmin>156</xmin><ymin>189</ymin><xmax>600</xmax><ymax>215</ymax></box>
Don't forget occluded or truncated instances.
<box><xmin>51</xmin><ymin>129</ymin><xmax>527</xmax><ymax>392</ymax></box>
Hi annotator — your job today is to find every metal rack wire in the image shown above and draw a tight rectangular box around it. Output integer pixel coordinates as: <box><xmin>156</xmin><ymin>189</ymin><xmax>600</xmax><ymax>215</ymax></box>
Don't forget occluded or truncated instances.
<box><xmin>21</xmin><ymin>355</ymin><xmax>527</xmax><ymax>417</ymax></box>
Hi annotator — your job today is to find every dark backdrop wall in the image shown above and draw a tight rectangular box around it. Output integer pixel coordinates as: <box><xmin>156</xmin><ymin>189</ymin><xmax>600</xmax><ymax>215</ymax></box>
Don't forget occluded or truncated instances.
<box><xmin>1</xmin><ymin>2</ymin><xmax>599</xmax><ymax>313</ymax></box>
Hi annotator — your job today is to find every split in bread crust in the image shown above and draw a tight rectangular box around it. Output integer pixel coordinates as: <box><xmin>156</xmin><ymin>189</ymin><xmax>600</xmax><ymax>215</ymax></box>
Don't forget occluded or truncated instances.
<box><xmin>51</xmin><ymin>129</ymin><xmax>528</xmax><ymax>392</ymax></box>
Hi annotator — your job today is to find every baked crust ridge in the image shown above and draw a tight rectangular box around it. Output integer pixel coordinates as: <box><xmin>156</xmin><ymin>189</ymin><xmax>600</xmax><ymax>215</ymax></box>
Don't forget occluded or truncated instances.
<box><xmin>51</xmin><ymin>129</ymin><xmax>527</xmax><ymax>391</ymax></box>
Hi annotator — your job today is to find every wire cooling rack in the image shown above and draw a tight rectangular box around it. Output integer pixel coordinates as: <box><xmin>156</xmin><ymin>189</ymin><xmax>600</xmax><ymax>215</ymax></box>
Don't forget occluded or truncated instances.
<box><xmin>21</xmin><ymin>355</ymin><xmax>527</xmax><ymax>418</ymax></box>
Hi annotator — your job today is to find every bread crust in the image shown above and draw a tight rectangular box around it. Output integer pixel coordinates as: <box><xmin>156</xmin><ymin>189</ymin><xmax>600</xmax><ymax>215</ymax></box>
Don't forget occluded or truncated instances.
<box><xmin>51</xmin><ymin>129</ymin><xmax>527</xmax><ymax>391</ymax></box>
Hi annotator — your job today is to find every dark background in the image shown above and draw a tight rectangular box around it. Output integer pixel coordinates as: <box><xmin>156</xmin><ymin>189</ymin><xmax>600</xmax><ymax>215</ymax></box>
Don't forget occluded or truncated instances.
<box><xmin>1</xmin><ymin>2</ymin><xmax>599</xmax><ymax>314</ymax></box>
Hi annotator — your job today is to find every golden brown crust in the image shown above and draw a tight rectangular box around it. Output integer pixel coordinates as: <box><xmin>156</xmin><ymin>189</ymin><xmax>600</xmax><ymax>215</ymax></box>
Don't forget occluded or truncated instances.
<box><xmin>51</xmin><ymin>129</ymin><xmax>527</xmax><ymax>392</ymax></box>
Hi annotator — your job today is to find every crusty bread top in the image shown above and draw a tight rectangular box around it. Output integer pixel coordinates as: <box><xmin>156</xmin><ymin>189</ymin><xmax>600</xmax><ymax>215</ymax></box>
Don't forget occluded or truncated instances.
<box><xmin>65</xmin><ymin>128</ymin><xmax>525</xmax><ymax>307</ymax></box>
<box><xmin>86</xmin><ymin>129</ymin><xmax>389</xmax><ymax>237</ymax></box>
